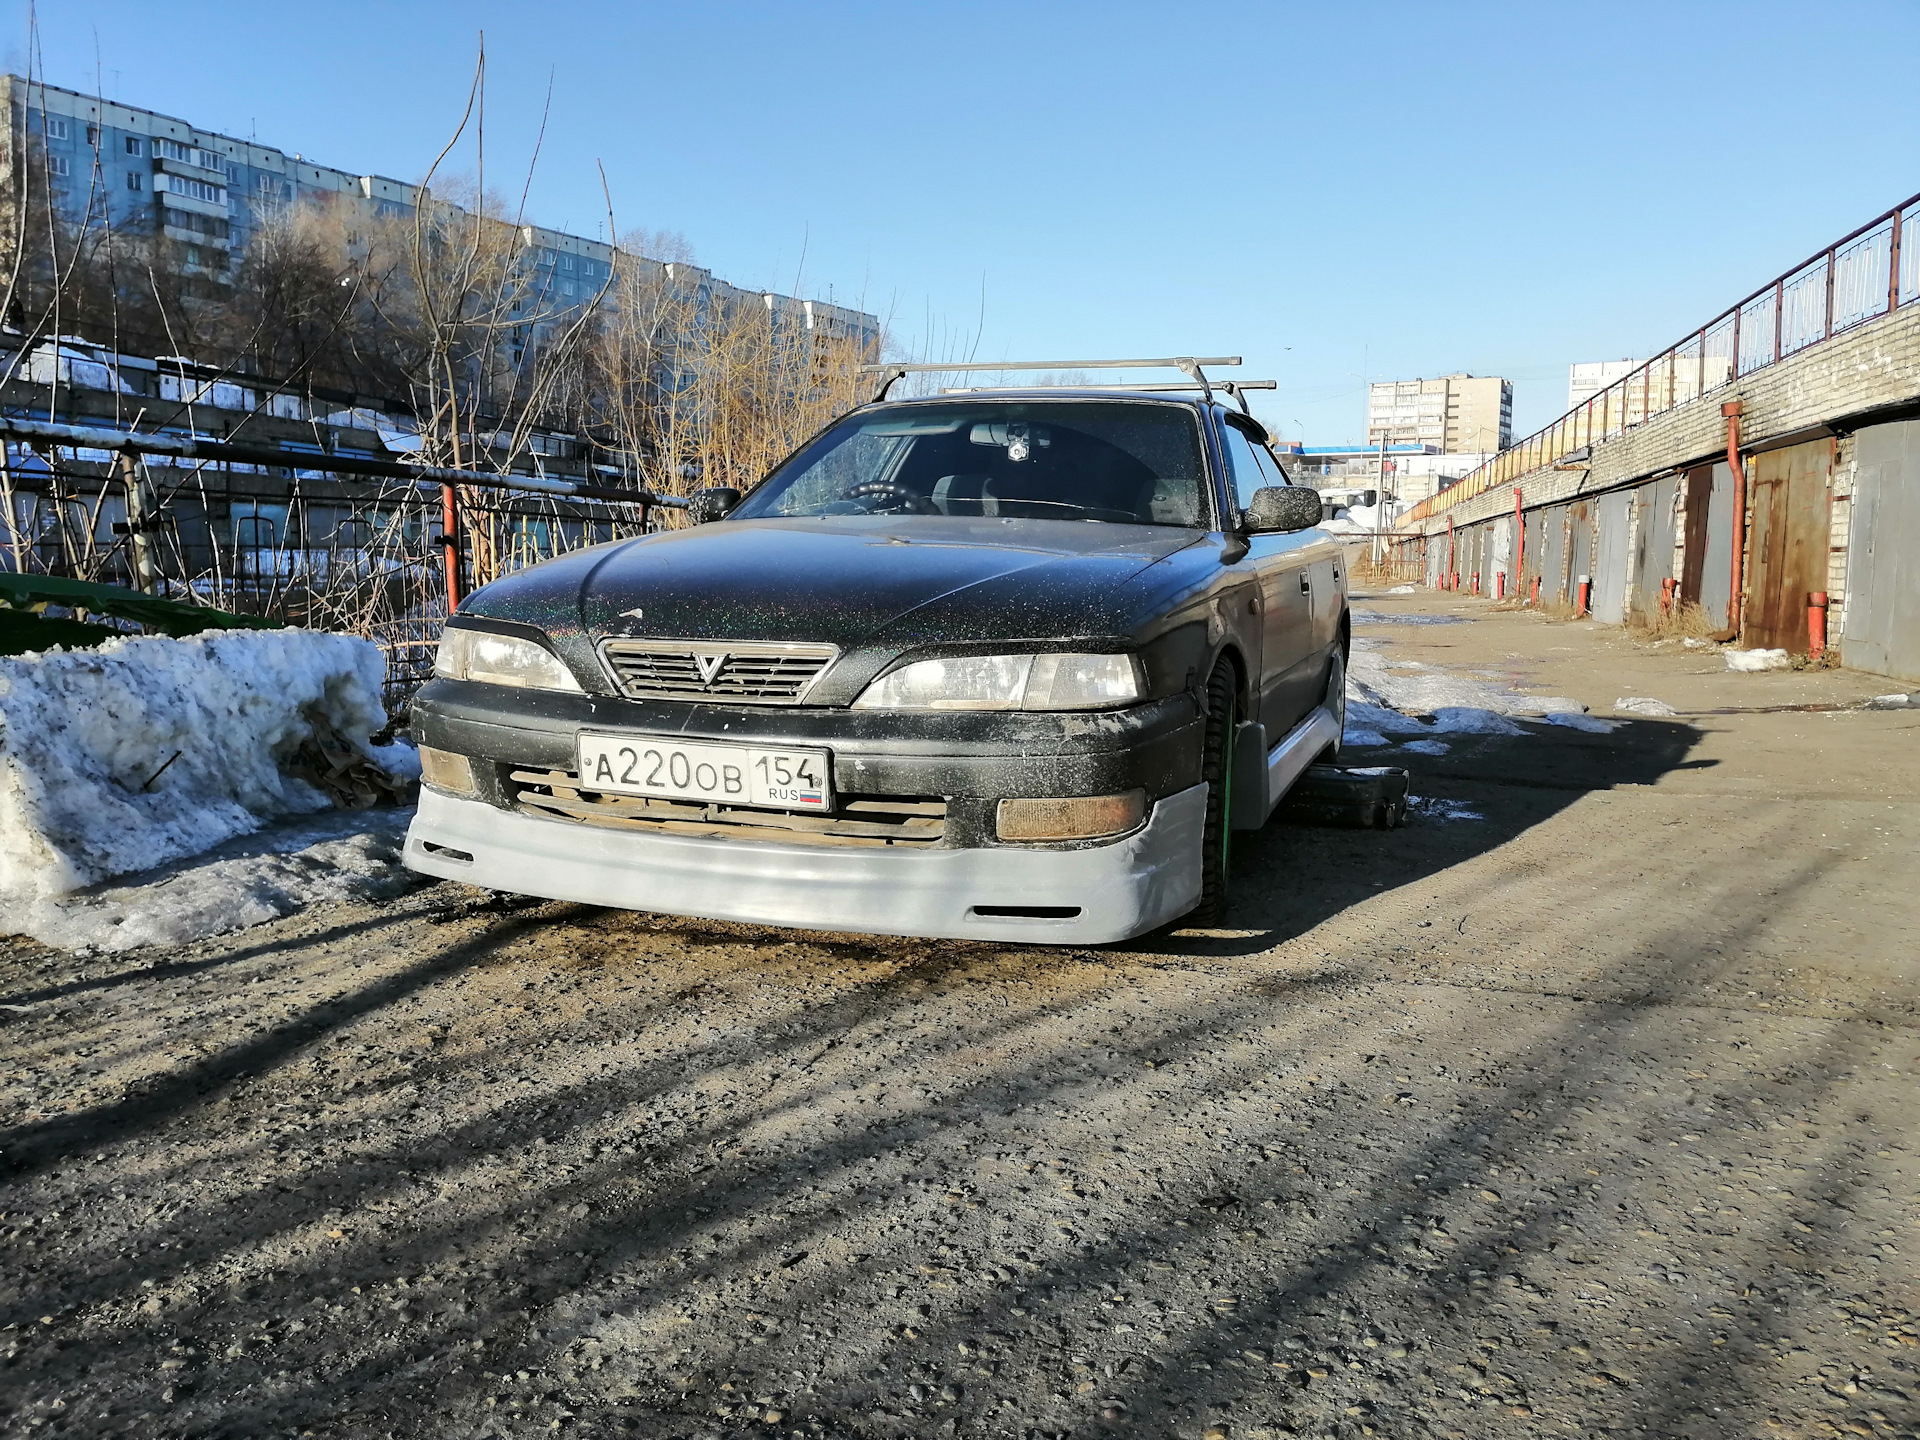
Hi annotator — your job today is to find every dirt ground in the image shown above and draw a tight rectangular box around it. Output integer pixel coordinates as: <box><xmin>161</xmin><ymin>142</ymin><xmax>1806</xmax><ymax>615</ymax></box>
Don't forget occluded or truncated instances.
<box><xmin>3</xmin><ymin>587</ymin><xmax>1917</xmax><ymax>1440</ymax></box>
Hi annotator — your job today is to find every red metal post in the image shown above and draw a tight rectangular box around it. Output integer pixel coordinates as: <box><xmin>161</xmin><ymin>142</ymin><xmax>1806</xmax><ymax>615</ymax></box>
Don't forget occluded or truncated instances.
<box><xmin>1513</xmin><ymin>487</ymin><xmax>1525</xmax><ymax>597</ymax></box>
<box><xmin>1892</xmin><ymin>211</ymin><xmax>1905</xmax><ymax>314</ymax></box>
<box><xmin>440</xmin><ymin>482</ymin><xmax>462</xmax><ymax>610</ymax></box>
<box><xmin>1808</xmin><ymin>591</ymin><xmax>1829</xmax><ymax>657</ymax></box>
<box><xmin>1576</xmin><ymin>576</ymin><xmax>1591</xmax><ymax>615</ymax></box>
<box><xmin>1824</xmin><ymin>249</ymin><xmax>1836</xmax><ymax>340</ymax></box>
<box><xmin>1723</xmin><ymin>400</ymin><xmax>1747</xmax><ymax>638</ymax></box>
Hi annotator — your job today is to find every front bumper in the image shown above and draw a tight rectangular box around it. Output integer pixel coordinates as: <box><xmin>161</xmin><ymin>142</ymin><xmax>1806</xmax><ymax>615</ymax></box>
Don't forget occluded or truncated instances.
<box><xmin>403</xmin><ymin>782</ymin><xmax>1207</xmax><ymax>944</ymax></box>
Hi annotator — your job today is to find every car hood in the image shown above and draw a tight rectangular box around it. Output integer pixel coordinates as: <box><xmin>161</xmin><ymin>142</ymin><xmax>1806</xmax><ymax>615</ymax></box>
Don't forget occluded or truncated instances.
<box><xmin>463</xmin><ymin>515</ymin><xmax>1206</xmax><ymax>651</ymax></box>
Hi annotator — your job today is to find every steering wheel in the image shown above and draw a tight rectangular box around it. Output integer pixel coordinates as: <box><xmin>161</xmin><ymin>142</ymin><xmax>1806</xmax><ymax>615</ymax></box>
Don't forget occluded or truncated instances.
<box><xmin>844</xmin><ymin>482</ymin><xmax>934</xmax><ymax>514</ymax></box>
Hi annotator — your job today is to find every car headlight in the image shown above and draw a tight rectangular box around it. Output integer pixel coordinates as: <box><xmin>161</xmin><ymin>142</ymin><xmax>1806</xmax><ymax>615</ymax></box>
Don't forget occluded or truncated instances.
<box><xmin>433</xmin><ymin>626</ymin><xmax>581</xmax><ymax>692</ymax></box>
<box><xmin>851</xmin><ymin>652</ymin><xmax>1143</xmax><ymax>711</ymax></box>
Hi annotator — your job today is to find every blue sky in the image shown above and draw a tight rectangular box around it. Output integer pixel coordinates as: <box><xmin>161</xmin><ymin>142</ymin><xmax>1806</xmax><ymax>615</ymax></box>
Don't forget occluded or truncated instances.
<box><xmin>17</xmin><ymin>1</ymin><xmax>1920</xmax><ymax>443</ymax></box>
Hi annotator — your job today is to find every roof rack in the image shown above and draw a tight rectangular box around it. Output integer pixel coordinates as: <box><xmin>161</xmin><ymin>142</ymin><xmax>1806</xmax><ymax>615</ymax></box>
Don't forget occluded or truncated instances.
<box><xmin>939</xmin><ymin>378</ymin><xmax>1277</xmax><ymax>415</ymax></box>
<box><xmin>858</xmin><ymin>355</ymin><xmax>1242</xmax><ymax>405</ymax></box>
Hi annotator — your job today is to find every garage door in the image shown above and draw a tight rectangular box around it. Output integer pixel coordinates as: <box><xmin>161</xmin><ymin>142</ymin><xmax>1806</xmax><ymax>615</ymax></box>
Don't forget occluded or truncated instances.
<box><xmin>1844</xmin><ymin>420</ymin><xmax>1920</xmax><ymax>681</ymax></box>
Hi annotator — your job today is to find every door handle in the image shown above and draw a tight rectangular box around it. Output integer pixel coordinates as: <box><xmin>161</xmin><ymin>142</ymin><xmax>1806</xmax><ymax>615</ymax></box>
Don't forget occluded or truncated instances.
<box><xmin>1299</xmin><ymin>574</ymin><xmax>1311</xmax><ymax>594</ymax></box>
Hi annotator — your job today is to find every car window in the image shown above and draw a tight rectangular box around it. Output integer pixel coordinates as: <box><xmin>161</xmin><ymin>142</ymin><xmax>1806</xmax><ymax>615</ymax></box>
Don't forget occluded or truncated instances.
<box><xmin>1217</xmin><ymin>421</ymin><xmax>1268</xmax><ymax>512</ymax></box>
<box><xmin>732</xmin><ymin>401</ymin><xmax>1209</xmax><ymax>527</ymax></box>
<box><xmin>1247</xmin><ymin>438</ymin><xmax>1288</xmax><ymax>490</ymax></box>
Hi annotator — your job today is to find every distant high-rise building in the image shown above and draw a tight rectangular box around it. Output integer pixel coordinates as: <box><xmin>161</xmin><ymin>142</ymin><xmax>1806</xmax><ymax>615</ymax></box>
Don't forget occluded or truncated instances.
<box><xmin>1366</xmin><ymin>373</ymin><xmax>1512</xmax><ymax>453</ymax></box>
<box><xmin>1568</xmin><ymin>360</ymin><xmax>1641</xmax><ymax>413</ymax></box>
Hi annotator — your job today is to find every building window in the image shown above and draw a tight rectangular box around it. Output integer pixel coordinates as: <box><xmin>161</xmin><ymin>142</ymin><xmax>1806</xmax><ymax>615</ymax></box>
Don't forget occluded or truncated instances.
<box><xmin>560</xmin><ymin>253</ymin><xmax>575</xmax><ymax>271</ymax></box>
<box><xmin>48</xmin><ymin>155</ymin><xmax>70</xmax><ymax>177</ymax></box>
<box><xmin>86</xmin><ymin>124</ymin><xmax>99</xmax><ymax>146</ymax></box>
<box><xmin>126</xmin><ymin>171</ymin><xmax>141</xmax><ymax>191</ymax></box>
<box><xmin>44</xmin><ymin>115</ymin><xmax>68</xmax><ymax>140</ymax></box>
<box><xmin>125</xmin><ymin>135</ymin><xmax>144</xmax><ymax>157</ymax></box>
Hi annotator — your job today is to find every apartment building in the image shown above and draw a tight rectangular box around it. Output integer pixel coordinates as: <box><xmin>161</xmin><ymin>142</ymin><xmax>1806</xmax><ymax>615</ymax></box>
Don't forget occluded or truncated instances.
<box><xmin>0</xmin><ymin>75</ymin><xmax>877</xmax><ymax>347</ymax></box>
<box><xmin>1366</xmin><ymin>373</ymin><xmax>1513</xmax><ymax>454</ymax></box>
<box><xmin>1568</xmin><ymin>359</ymin><xmax>1639</xmax><ymax>412</ymax></box>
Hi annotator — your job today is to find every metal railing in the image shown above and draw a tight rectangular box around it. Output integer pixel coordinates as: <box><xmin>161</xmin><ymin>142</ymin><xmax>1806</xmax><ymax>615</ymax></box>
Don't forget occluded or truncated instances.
<box><xmin>0</xmin><ymin>417</ymin><xmax>685</xmax><ymax>713</ymax></box>
<box><xmin>1402</xmin><ymin>189</ymin><xmax>1920</xmax><ymax>526</ymax></box>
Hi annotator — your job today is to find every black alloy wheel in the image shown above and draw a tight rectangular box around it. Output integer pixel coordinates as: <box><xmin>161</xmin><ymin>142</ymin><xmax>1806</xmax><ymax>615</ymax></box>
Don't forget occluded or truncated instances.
<box><xmin>1189</xmin><ymin>661</ymin><xmax>1238</xmax><ymax>928</ymax></box>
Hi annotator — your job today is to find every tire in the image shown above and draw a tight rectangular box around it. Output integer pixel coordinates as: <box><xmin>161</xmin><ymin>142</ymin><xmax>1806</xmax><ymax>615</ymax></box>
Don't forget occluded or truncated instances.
<box><xmin>1189</xmin><ymin>661</ymin><xmax>1238</xmax><ymax>928</ymax></box>
<box><xmin>1323</xmin><ymin>647</ymin><xmax>1348</xmax><ymax>761</ymax></box>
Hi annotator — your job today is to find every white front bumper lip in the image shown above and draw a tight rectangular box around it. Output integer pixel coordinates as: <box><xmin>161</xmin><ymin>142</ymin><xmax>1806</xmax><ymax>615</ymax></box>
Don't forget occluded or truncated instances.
<box><xmin>402</xmin><ymin>783</ymin><xmax>1206</xmax><ymax>944</ymax></box>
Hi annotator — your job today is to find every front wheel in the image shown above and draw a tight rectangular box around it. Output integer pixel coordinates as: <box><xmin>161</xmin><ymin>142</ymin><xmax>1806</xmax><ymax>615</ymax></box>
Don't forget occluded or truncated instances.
<box><xmin>1188</xmin><ymin>662</ymin><xmax>1238</xmax><ymax>928</ymax></box>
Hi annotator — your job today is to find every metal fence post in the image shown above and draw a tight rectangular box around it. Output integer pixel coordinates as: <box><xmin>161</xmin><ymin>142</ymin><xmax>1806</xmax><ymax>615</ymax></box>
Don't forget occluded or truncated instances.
<box><xmin>1890</xmin><ymin>210</ymin><xmax>1904</xmax><ymax>314</ymax></box>
<box><xmin>1824</xmin><ymin>249</ymin><xmax>1836</xmax><ymax>340</ymax></box>
<box><xmin>441</xmin><ymin>482</ymin><xmax>462</xmax><ymax>611</ymax></box>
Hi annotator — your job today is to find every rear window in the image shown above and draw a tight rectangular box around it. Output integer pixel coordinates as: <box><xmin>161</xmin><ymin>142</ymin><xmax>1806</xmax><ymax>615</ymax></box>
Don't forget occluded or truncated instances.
<box><xmin>732</xmin><ymin>400</ymin><xmax>1209</xmax><ymax>527</ymax></box>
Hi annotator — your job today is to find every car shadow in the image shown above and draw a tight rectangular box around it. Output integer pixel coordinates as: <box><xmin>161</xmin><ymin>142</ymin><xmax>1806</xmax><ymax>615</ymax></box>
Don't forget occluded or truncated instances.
<box><xmin>1135</xmin><ymin>714</ymin><xmax>1707</xmax><ymax>959</ymax></box>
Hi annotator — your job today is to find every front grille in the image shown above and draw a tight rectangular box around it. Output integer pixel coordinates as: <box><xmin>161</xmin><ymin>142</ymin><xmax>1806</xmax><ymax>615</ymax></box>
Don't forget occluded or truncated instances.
<box><xmin>598</xmin><ymin>639</ymin><xmax>837</xmax><ymax>704</ymax></box>
<box><xmin>509</xmin><ymin>769</ymin><xmax>946</xmax><ymax>848</ymax></box>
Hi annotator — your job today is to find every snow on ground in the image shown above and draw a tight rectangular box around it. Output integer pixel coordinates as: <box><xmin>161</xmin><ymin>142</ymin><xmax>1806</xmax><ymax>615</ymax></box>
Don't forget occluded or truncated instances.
<box><xmin>1725</xmin><ymin>647</ymin><xmax>1792</xmax><ymax>672</ymax></box>
<box><xmin>10</xmin><ymin>808</ymin><xmax>420</xmax><ymax>953</ymax></box>
<box><xmin>1615</xmin><ymin>696</ymin><xmax>1679</xmax><ymax>716</ymax></box>
<box><xmin>1345</xmin><ymin>639</ymin><xmax>1614</xmax><ymax>751</ymax></box>
<box><xmin>0</xmin><ymin>629</ymin><xmax>417</xmax><ymax>945</ymax></box>
<box><xmin>1351</xmin><ymin>608</ymin><xmax>1469</xmax><ymax>626</ymax></box>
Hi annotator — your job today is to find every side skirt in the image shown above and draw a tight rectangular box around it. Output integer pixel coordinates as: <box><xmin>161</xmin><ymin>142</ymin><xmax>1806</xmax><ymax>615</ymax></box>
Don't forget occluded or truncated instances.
<box><xmin>1229</xmin><ymin>705</ymin><xmax>1344</xmax><ymax>831</ymax></box>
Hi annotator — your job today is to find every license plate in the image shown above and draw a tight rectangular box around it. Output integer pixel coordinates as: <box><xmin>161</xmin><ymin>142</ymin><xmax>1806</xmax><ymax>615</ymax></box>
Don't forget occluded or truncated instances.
<box><xmin>575</xmin><ymin>733</ymin><xmax>832</xmax><ymax>812</ymax></box>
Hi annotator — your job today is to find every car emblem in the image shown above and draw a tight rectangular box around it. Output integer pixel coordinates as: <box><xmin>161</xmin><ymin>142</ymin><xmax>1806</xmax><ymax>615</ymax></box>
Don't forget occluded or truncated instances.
<box><xmin>693</xmin><ymin>653</ymin><xmax>727</xmax><ymax>685</ymax></box>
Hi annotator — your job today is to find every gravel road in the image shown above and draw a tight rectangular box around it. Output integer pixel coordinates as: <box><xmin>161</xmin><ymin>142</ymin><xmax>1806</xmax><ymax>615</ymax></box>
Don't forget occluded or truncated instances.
<box><xmin>3</xmin><ymin>590</ymin><xmax>1916</xmax><ymax>1440</ymax></box>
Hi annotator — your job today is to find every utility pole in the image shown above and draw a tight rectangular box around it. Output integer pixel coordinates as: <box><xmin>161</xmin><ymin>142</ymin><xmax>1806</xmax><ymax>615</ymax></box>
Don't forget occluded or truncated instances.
<box><xmin>1371</xmin><ymin>432</ymin><xmax>1388</xmax><ymax>569</ymax></box>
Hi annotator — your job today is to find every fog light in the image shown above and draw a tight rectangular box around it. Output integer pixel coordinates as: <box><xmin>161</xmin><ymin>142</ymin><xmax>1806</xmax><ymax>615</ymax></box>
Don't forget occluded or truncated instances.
<box><xmin>419</xmin><ymin>745</ymin><xmax>476</xmax><ymax>797</ymax></box>
<box><xmin>996</xmin><ymin>790</ymin><xmax>1146</xmax><ymax>842</ymax></box>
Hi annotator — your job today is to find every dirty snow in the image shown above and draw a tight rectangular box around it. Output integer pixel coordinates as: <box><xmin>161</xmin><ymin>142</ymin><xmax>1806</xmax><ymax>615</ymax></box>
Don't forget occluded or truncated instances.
<box><xmin>1386</xmin><ymin>584</ymin><xmax>1418</xmax><ymax>594</ymax></box>
<box><xmin>1725</xmin><ymin>647</ymin><xmax>1792</xmax><ymax>672</ymax></box>
<box><xmin>1408</xmin><ymin>795</ymin><xmax>1483</xmax><ymax>822</ymax></box>
<box><xmin>1343</xmin><ymin>641</ymin><xmax>1604</xmax><ymax>752</ymax></box>
<box><xmin>1869</xmin><ymin>692</ymin><xmax>1915</xmax><ymax>709</ymax></box>
<box><xmin>9</xmin><ymin>809</ymin><xmax>420</xmax><ymax>953</ymax></box>
<box><xmin>1351</xmin><ymin>608</ymin><xmax>1470</xmax><ymax>626</ymax></box>
<box><xmin>1615</xmin><ymin>695</ymin><xmax>1679</xmax><ymax>716</ymax></box>
<box><xmin>0</xmin><ymin>630</ymin><xmax>412</xmax><ymax>926</ymax></box>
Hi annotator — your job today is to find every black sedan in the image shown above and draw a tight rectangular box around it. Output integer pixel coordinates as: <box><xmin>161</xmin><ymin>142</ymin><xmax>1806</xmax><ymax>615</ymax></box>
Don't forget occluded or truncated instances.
<box><xmin>404</xmin><ymin>389</ymin><xmax>1348</xmax><ymax>942</ymax></box>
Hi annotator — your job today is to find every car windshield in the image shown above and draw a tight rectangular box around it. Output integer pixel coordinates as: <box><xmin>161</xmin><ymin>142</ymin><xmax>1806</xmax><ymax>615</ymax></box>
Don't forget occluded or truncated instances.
<box><xmin>731</xmin><ymin>400</ymin><xmax>1210</xmax><ymax>527</ymax></box>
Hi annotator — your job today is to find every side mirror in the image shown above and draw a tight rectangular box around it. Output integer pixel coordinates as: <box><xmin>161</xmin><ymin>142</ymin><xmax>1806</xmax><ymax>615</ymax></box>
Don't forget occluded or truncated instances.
<box><xmin>688</xmin><ymin>486</ymin><xmax>742</xmax><ymax>524</ymax></box>
<box><xmin>1242</xmin><ymin>485</ymin><xmax>1324</xmax><ymax>534</ymax></box>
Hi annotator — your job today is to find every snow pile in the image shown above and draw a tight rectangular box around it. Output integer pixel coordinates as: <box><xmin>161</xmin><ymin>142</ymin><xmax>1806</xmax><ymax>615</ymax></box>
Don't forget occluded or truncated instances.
<box><xmin>0</xmin><ymin>629</ymin><xmax>413</xmax><ymax>922</ymax></box>
<box><xmin>12</xmin><ymin>809</ymin><xmax>419</xmax><ymax>954</ymax></box>
<box><xmin>1869</xmin><ymin>693</ymin><xmax>1915</xmax><ymax>709</ymax></box>
<box><xmin>1387</xmin><ymin>584</ymin><xmax>1418</xmax><ymax>595</ymax></box>
<box><xmin>1343</xmin><ymin>642</ymin><xmax>1614</xmax><ymax>750</ymax></box>
<box><xmin>1409</xmin><ymin>796</ymin><xmax>1483</xmax><ymax>823</ymax></box>
<box><xmin>1615</xmin><ymin>696</ymin><xmax>1678</xmax><ymax>717</ymax></box>
<box><xmin>1725</xmin><ymin>648</ymin><xmax>1791</xmax><ymax>672</ymax></box>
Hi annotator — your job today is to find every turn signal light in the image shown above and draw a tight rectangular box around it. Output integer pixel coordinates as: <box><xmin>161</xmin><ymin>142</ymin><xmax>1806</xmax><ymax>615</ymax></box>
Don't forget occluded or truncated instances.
<box><xmin>996</xmin><ymin>790</ymin><xmax>1145</xmax><ymax>843</ymax></box>
<box><xmin>419</xmin><ymin>746</ymin><xmax>477</xmax><ymax>797</ymax></box>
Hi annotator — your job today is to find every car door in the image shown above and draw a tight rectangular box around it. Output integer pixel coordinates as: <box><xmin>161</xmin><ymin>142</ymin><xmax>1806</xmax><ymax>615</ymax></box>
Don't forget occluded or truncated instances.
<box><xmin>1217</xmin><ymin>415</ymin><xmax>1318</xmax><ymax>738</ymax></box>
<box><xmin>1252</xmin><ymin>440</ymin><xmax>1343</xmax><ymax>659</ymax></box>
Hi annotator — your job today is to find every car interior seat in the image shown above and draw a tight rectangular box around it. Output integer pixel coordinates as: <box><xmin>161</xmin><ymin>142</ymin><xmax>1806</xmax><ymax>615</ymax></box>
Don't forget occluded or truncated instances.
<box><xmin>932</xmin><ymin>473</ymin><xmax>995</xmax><ymax>516</ymax></box>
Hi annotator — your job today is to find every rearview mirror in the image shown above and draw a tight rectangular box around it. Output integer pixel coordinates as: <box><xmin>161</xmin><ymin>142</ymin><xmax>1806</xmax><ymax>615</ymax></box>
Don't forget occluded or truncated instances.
<box><xmin>688</xmin><ymin>486</ymin><xmax>742</xmax><ymax>524</ymax></box>
<box><xmin>1242</xmin><ymin>485</ymin><xmax>1324</xmax><ymax>534</ymax></box>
